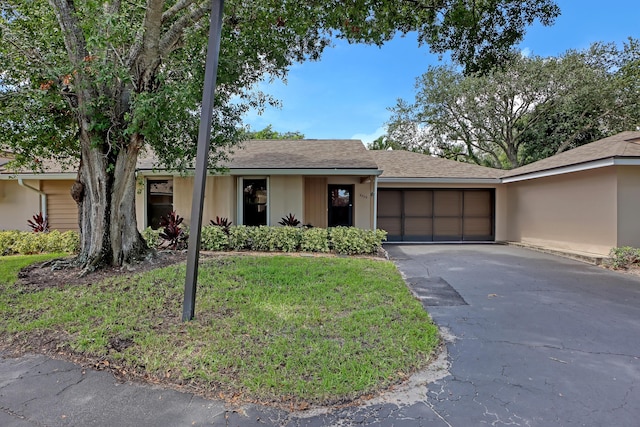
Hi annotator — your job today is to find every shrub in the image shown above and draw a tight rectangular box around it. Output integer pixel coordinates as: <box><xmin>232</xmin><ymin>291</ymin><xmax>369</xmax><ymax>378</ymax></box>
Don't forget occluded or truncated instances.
<box><xmin>201</xmin><ymin>225</ymin><xmax>229</xmax><ymax>251</ymax></box>
<box><xmin>141</xmin><ymin>227</ymin><xmax>162</xmax><ymax>248</ymax></box>
<box><xmin>228</xmin><ymin>225</ymin><xmax>252</xmax><ymax>251</ymax></box>
<box><xmin>159</xmin><ymin>211</ymin><xmax>188</xmax><ymax>250</ymax></box>
<box><xmin>269</xmin><ymin>226</ymin><xmax>302</xmax><ymax>252</ymax></box>
<box><xmin>0</xmin><ymin>231</ymin><xmax>21</xmax><ymax>256</ymax></box>
<box><xmin>300</xmin><ymin>227</ymin><xmax>330</xmax><ymax>253</ymax></box>
<box><xmin>607</xmin><ymin>246</ymin><xmax>640</xmax><ymax>269</ymax></box>
<box><xmin>329</xmin><ymin>227</ymin><xmax>387</xmax><ymax>255</ymax></box>
<box><xmin>278</xmin><ymin>213</ymin><xmax>301</xmax><ymax>227</ymax></box>
<box><xmin>210</xmin><ymin>217</ymin><xmax>232</xmax><ymax>235</ymax></box>
<box><xmin>27</xmin><ymin>212</ymin><xmax>49</xmax><ymax>232</ymax></box>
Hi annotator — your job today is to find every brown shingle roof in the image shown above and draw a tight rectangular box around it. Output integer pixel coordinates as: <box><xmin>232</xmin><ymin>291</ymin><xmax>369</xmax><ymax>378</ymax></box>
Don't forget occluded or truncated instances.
<box><xmin>225</xmin><ymin>139</ymin><xmax>379</xmax><ymax>169</ymax></box>
<box><xmin>368</xmin><ymin>150</ymin><xmax>502</xmax><ymax>179</ymax></box>
<box><xmin>503</xmin><ymin>131</ymin><xmax>640</xmax><ymax>178</ymax></box>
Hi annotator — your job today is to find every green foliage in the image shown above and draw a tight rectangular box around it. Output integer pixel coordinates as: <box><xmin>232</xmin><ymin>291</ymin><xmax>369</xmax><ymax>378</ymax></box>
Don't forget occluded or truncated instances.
<box><xmin>388</xmin><ymin>39</ymin><xmax>640</xmax><ymax>169</ymax></box>
<box><xmin>607</xmin><ymin>247</ymin><xmax>640</xmax><ymax>269</ymax></box>
<box><xmin>329</xmin><ymin>227</ymin><xmax>387</xmax><ymax>255</ymax></box>
<box><xmin>228</xmin><ymin>225</ymin><xmax>252</xmax><ymax>251</ymax></box>
<box><xmin>300</xmin><ymin>227</ymin><xmax>330</xmax><ymax>253</ymax></box>
<box><xmin>242</xmin><ymin>125</ymin><xmax>305</xmax><ymax>140</ymax></box>
<box><xmin>200</xmin><ymin>226</ymin><xmax>229</xmax><ymax>251</ymax></box>
<box><xmin>0</xmin><ymin>230</ymin><xmax>80</xmax><ymax>255</ymax></box>
<box><xmin>141</xmin><ymin>227</ymin><xmax>162</xmax><ymax>248</ymax></box>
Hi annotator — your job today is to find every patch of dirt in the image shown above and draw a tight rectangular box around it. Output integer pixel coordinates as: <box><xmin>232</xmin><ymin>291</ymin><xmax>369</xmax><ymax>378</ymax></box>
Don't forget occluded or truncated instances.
<box><xmin>17</xmin><ymin>251</ymin><xmax>189</xmax><ymax>290</ymax></box>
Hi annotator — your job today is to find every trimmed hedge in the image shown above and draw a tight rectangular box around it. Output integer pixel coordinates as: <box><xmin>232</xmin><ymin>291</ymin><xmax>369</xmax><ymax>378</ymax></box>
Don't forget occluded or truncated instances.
<box><xmin>0</xmin><ymin>225</ymin><xmax>386</xmax><ymax>257</ymax></box>
<box><xmin>0</xmin><ymin>230</ymin><xmax>80</xmax><ymax>256</ymax></box>
<box><xmin>146</xmin><ymin>225</ymin><xmax>386</xmax><ymax>255</ymax></box>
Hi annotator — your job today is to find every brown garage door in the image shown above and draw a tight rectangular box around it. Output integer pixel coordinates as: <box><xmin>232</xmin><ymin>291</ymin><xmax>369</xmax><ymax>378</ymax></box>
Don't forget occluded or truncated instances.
<box><xmin>377</xmin><ymin>189</ymin><xmax>494</xmax><ymax>242</ymax></box>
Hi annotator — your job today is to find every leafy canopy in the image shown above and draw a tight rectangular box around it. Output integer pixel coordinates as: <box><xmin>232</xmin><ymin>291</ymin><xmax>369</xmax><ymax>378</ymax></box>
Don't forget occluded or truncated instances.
<box><xmin>0</xmin><ymin>0</ymin><xmax>560</xmax><ymax>172</ymax></box>
<box><xmin>385</xmin><ymin>38</ymin><xmax>640</xmax><ymax>169</ymax></box>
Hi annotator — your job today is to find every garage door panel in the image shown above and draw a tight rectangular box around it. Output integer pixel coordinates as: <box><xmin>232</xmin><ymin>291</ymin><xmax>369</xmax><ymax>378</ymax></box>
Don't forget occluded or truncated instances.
<box><xmin>433</xmin><ymin>217</ymin><xmax>462</xmax><ymax>240</ymax></box>
<box><xmin>464</xmin><ymin>191</ymin><xmax>492</xmax><ymax>216</ymax></box>
<box><xmin>378</xmin><ymin>217</ymin><xmax>402</xmax><ymax>241</ymax></box>
<box><xmin>404</xmin><ymin>190</ymin><xmax>432</xmax><ymax>216</ymax></box>
<box><xmin>463</xmin><ymin>217</ymin><xmax>493</xmax><ymax>239</ymax></box>
<box><xmin>378</xmin><ymin>191</ymin><xmax>401</xmax><ymax>216</ymax></box>
<box><xmin>434</xmin><ymin>191</ymin><xmax>462</xmax><ymax>216</ymax></box>
<box><xmin>404</xmin><ymin>218</ymin><xmax>433</xmax><ymax>241</ymax></box>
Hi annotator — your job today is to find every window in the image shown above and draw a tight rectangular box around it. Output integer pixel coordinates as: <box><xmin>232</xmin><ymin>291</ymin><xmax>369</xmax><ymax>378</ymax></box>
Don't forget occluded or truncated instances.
<box><xmin>147</xmin><ymin>179</ymin><xmax>173</xmax><ymax>229</ymax></box>
<box><xmin>242</xmin><ymin>178</ymin><xmax>268</xmax><ymax>226</ymax></box>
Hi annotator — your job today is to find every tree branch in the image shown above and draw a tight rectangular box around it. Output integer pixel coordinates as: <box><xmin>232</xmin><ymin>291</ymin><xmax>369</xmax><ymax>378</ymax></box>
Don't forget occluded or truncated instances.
<box><xmin>48</xmin><ymin>0</ymin><xmax>87</xmax><ymax>64</ymax></box>
<box><xmin>159</xmin><ymin>4</ymin><xmax>210</xmax><ymax>57</ymax></box>
<box><xmin>162</xmin><ymin>0</ymin><xmax>198</xmax><ymax>24</ymax></box>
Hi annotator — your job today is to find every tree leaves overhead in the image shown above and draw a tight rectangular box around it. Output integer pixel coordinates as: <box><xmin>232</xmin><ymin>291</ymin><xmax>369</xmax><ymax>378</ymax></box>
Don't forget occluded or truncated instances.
<box><xmin>387</xmin><ymin>38</ymin><xmax>640</xmax><ymax>169</ymax></box>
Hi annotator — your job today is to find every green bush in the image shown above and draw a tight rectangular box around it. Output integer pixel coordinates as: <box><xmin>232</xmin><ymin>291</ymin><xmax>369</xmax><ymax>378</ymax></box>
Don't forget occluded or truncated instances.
<box><xmin>300</xmin><ymin>227</ymin><xmax>330</xmax><ymax>253</ymax></box>
<box><xmin>269</xmin><ymin>226</ymin><xmax>302</xmax><ymax>252</ymax></box>
<box><xmin>329</xmin><ymin>227</ymin><xmax>387</xmax><ymax>255</ymax></box>
<box><xmin>141</xmin><ymin>227</ymin><xmax>162</xmax><ymax>248</ymax></box>
<box><xmin>228</xmin><ymin>225</ymin><xmax>252</xmax><ymax>251</ymax></box>
<box><xmin>0</xmin><ymin>231</ymin><xmax>21</xmax><ymax>256</ymax></box>
<box><xmin>608</xmin><ymin>246</ymin><xmax>640</xmax><ymax>269</ymax></box>
<box><xmin>0</xmin><ymin>230</ymin><xmax>80</xmax><ymax>255</ymax></box>
<box><xmin>201</xmin><ymin>225</ymin><xmax>229</xmax><ymax>251</ymax></box>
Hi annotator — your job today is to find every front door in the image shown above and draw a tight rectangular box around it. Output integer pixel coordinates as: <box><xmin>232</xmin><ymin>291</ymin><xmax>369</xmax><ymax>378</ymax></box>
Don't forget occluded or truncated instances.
<box><xmin>242</xmin><ymin>178</ymin><xmax>268</xmax><ymax>226</ymax></box>
<box><xmin>328</xmin><ymin>185</ymin><xmax>353</xmax><ymax>227</ymax></box>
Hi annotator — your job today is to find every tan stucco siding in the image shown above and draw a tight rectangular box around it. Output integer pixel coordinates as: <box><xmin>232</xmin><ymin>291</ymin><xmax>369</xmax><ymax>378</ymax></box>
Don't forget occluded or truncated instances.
<box><xmin>41</xmin><ymin>180</ymin><xmax>78</xmax><ymax>231</ymax></box>
<box><xmin>173</xmin><ymin>176</ymin><xmax>235</xmax><ymax>227</ymax></box>
<box><xmin>506</xmin><ymin>168</ymin><xmax>618</xmax><ymax>256</ymax></box>
<box><xmin>616</xmin><ymin>166</ymin><xmax>640</xmax><ymax>248</ymax></box>
<box><xmin>0</xmin><ymin>180</ymin><xmax>41</xmax><ymax>231</ymax></box>
<box><xmin>269</xmin><ymin>176</ymin><xmax>304</xmax><ymax>226</ymax></box>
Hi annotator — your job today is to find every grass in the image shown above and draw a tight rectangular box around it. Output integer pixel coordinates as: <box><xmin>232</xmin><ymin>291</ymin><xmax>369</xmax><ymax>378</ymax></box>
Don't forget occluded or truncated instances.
<box><xmin>0</xmin><ymin>254</ymin><xmax>439</xmax><ymax>406</ymax></box>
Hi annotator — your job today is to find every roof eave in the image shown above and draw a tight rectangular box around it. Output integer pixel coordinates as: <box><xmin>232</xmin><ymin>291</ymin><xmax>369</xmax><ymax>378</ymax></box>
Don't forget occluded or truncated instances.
<box><xmin>501</xmin><ymin>157</ymin><xmax>640</xmax><ymax>183</ymax></box>
<box><xmin>378</xmin><ymin>177</ymin><xmax>501</xmax><ymax>184</ymax></box>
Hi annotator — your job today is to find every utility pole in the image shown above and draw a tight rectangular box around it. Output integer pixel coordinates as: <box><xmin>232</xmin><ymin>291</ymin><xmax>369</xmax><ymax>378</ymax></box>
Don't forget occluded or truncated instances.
<box><xmin>183</xmin><ymin>0</ymin><xmax>225</xmax><ymax>321</ymax></box>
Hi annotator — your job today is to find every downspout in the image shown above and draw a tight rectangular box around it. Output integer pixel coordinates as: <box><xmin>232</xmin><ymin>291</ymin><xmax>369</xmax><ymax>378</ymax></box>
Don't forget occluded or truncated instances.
<box><xmin>18</xmin><ymin>178</ymin><xmax>47</xmax><ymax>219</ymax></box>
<box><xmin>372</xmin><ymin>175</ymin><xmax>378</xmax><ymax>230</ymax></box>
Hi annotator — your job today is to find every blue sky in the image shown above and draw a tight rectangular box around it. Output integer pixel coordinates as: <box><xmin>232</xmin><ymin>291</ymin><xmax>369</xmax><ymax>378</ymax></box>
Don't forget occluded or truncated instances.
<box><xmin>242</xmin><ymin>1</ymin><xmax>638</xmax><ymax>144</ymax></box>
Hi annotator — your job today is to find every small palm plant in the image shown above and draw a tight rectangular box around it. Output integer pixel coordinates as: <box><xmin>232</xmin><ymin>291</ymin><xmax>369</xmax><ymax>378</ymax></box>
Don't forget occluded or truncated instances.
<box><xmin>278</xmin><ymin>213</ymin><xmax>301</xmax><ymax>227</ymax></box>
<box><xmin>27</xmin><ymin>212</ymin><xmax>49</xmax><ymax>232</ymax></box>
<box><xmin>210</xmin><ymin>216</ymin><xmax>233</xmax><ymax>235</ymax></box>
<box><xmin>159</xmin><ymin>211</ymin><xmax>187</xmax><ymax>250</ymax></box>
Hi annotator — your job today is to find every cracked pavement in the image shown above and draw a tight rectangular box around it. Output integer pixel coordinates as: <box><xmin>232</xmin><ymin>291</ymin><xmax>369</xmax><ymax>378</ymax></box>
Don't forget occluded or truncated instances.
<box><xmin>2</xmin><ymin>244</ymin><xmax>640</xmax><ymax>426</ymax></box>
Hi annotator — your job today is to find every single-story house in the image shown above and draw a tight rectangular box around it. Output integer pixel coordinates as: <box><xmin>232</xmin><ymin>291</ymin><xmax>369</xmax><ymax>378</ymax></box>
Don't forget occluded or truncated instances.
<box><xmin>1</xmin><ymin>131</ymin><xmax>639</xmax><ymax>257</ymax></box>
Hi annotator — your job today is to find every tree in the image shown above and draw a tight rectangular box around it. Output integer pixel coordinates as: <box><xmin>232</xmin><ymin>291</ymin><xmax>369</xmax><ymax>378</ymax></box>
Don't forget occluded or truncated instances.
<box><xmin>388</xmin><ymin>39</ymin><xmax>640</xmax><ymax>169</ymax></box>
<box><xmin>243</xmin><ymin>125</ymin><xmax>304</xmax><ymax>140</ymax></box>
<box><xmin>367</xmin><ymin>135</ymin><xmax>404</xmax><ymax>151</ymax></box>
<box><xmin>0</xmin><ymin>1</ymin><xmax>560</xmax><ymax>270</ymax></box>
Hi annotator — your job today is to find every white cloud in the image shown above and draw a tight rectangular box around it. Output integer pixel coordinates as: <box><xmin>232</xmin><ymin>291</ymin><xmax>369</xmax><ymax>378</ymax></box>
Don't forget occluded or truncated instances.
<box><xmin>350</xmin><ymin>126</ymin><xmax>387</xmax><ymax>145</ymax></box>
<box><xmin>520</xmin><ymin>47</ymin><xmax>532</xmax><ymax>57</ymax></box>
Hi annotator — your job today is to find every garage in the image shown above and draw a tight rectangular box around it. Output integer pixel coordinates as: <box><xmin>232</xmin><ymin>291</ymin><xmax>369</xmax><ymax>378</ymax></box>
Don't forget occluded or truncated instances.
<box><xmin>377</xmin><ymin>189</ymin><xmax>494</xmax><ymax>242</ymax></box>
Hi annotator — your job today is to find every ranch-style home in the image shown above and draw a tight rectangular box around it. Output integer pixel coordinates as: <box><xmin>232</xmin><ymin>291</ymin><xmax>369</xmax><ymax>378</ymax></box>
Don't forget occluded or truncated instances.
<box><xmin>1</xmin><ymin>131</ymin><xmax>639</xmax><ymax>257</ymax></box>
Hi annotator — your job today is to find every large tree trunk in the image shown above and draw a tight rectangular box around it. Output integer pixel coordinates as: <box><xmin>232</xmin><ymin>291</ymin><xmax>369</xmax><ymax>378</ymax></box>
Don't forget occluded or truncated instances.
<box><xmin>75</xmin><ymin>127</ymin><xmax>148</xmax><ymax>270</ymax></box>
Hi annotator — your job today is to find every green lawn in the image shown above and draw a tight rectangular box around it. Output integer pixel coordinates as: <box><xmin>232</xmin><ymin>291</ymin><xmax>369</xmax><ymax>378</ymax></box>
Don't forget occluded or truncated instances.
<box><xmin>0</xmin><ymin>254</ymin><xmax>439</xmax><ymax>406</ymax></box>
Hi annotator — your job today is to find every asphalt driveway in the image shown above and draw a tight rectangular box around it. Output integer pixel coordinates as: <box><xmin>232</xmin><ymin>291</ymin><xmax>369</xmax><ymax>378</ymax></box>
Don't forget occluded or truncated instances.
<box><xmin>385</xmin><ymin>244</ymin><xmax>640</xmax><ymax>426</ymax></box>
<box><xmin>2</xmin><ymin>244</ymin><xmax>639</xmax><ymax>426</ymax></box>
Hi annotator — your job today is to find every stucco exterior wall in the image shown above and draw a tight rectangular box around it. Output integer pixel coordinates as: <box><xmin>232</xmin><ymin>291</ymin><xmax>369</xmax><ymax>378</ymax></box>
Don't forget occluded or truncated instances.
<box><xmin>506</xmin><ymin>168</ymin><xmax>618</xmax><ymax>256</ymax></box>
<box><xmin>269</xmin><ymin>175</ymin><xmax>304</xmax><ymax>226</ymax></box>
<box><xmin>0</xmin><ymin>180</ymin><xmax>42</xmax><ymax>231</ymax></box>
<box><xmin>616</xmin><ymin>166</ymin><xmax>640</xmax><ymax>248</ymax></box>
<box><xmin>173</xmin><ymin>175</ymin><xmax>235</xmax><ymax>227</ymax></box>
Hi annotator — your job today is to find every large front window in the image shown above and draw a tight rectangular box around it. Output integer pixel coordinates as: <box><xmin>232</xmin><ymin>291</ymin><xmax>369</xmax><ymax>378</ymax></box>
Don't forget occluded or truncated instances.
<box><xmin>147</xmin><ymin>179</ymin><xmax>173</xmax><ymax>229</ymax></box>
<box><xmin>242</xmin><ymin>178</ymin><xmax>268</xmax><ymax>226</ymax></box>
